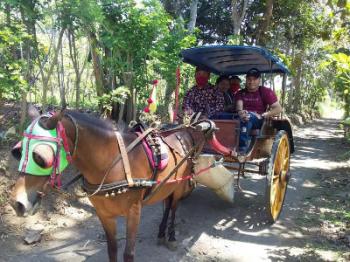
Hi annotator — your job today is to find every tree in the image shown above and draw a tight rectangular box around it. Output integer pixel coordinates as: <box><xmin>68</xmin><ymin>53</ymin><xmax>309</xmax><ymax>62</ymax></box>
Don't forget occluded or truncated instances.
<box><xmin>231</xmin><ymin>0</ymin><xmax>249</xmax><ymax>42</ymax></box>
<box><xmin>254</xmin><ymin>0</ymin><xmax>274</xmax><ymax>45</ymax></box>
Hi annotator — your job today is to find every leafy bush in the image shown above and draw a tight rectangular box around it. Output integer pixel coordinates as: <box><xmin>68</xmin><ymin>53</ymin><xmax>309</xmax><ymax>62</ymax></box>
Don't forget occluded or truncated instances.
<box><xmin>99</xmin><ymin>86</ymin><xmax>130</xmax><ymax>117</ymax></box>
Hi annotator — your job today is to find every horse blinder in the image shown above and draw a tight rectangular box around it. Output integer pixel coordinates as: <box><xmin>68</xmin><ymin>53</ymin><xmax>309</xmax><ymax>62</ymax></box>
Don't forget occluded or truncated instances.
<box><xmin>32</xmin><ymin>144</ymin><xmax>55</xmax><ymax>169</ymax></box>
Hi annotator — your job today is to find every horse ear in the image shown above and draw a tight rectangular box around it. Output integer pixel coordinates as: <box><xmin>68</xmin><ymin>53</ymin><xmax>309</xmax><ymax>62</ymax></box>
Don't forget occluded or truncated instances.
<box><xmin>41</xmin><ymin>109</ymin><xmax>65</xmax><ymax>130</ymax></box>
<box><xmin>28</xmin><ymin>104</ymin><xmax>40</xmax><ymax>120</ymax></box>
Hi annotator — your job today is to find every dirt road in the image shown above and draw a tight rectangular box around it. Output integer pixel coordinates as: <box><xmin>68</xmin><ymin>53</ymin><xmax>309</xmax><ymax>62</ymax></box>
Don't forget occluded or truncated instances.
<box><xmin>1</xmin><ymin>118</ymin><xmax>349</xmax><ymax>261</ymax></box>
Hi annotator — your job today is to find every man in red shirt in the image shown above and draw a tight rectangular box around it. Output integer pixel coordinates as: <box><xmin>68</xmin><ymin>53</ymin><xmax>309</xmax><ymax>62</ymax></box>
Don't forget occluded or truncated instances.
<box><xmin>235</xmin><ymin>68</ymin><xmax>282</xmax><ymax>153</ymax></box>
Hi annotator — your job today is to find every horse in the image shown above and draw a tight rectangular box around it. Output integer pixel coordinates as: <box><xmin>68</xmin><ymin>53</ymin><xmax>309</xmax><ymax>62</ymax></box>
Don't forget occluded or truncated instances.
<box><xmin>9</xmin><ymin>108</ymin><xmax>214</xmax><ymax>262</ymax></box>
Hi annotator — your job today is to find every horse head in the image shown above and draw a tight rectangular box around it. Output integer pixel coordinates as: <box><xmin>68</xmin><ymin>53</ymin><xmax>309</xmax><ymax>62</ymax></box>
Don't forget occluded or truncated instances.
<box><xmin>10</xmin><ymin>108</ymin><xmax>70</xmax><ymax>217</ymax></box>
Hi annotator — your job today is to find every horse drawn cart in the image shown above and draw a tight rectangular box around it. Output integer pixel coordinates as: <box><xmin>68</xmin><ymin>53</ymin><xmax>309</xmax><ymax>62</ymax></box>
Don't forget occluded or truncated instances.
<box><xmin>180</xmin><ymin>45</ymin><xmax>295</xmax><ymax>223</ymax></box>
<box><xmin>9</xmin><ymin>45</ymin><xmax>295</xmax><ymax>261</ymax></box>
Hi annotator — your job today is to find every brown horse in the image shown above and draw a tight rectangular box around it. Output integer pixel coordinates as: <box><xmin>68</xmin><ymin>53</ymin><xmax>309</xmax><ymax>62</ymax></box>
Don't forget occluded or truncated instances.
<box><xmin>10</xmin><ymin>109</ymin><xmax>212</xmax><ymax>262</ymax></box>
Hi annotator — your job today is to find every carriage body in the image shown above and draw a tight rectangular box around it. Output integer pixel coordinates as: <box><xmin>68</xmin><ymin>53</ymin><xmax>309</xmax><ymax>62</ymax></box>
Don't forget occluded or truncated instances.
<box><xmin>181</xmin><ymin>45</ymin><xmax>294</xmax><ymax>222</ymax></box>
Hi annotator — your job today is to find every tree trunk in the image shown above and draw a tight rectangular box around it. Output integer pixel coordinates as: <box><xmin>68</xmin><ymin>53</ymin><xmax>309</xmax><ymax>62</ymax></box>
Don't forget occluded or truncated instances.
<box><xmin>19</xmin><ymin>93</ymin><xmax>27</xmax><ymax>132</ymax></box>
<box><xmin>188</xmin><ymin>0</ymin><xmax>198</xmax><ymax>33</ymax></box>
<box><xmin>59</xmin><ymin>43</ymin><xmax>66</xmax><ymax>108</ymax></box>
<box><xmin>292</xmin><ymin>55</ymin><xmax>303</xmax><ymax>113</ymax></box>
<box><xmin>56</xmin><ymin>55</ymin><xmax>61</xmax><ymax>106</ymax></box>
<box><xmin>68</xmin><ymin>30</ymin><xmax>87</xmax><ymax>108</ymax></box>
<box><xmin>88</xmin><ymin>31</ymin><xmax>105</xmax><ymax>97</ymax></box>
<box><xmin>42</xmin><ymin>27</ymin><xmax>65</xmax><ymax>111</ymax></box>
<box><xmin>124</xmin><ymin>71</ymin><xmax>135</xmax><ymax>123</ymax></box>
<box><xmin>255</xmin><ymin>0</ymin><xmax>274</xmax><ymax>45</ymax></box>
<box><xmin>5</xmin><ymin>4</ymin><xmax>11</xmax><ymax>25</ymax></box>
<box><xmin>231</xmin><ymin>0</ymin><xmax>249</xmax><ymax>36</ymax></box>
<box><xmin>19</xmin><ymin>3</ymin><xmax>35</xmax><ymax>132</ymax></box>
<box><xmin>281</xmin><ymin>74</ymin><xmax>287</xmax><ymax>109</ymax></box>
<box><xmin>161</xmin><ymin>0</ymin><xmax>183</xmax><ymax>19</ymax></box>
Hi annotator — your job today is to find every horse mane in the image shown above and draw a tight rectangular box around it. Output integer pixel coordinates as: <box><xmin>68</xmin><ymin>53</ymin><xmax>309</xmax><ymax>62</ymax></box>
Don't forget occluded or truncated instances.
<box><xmin>66</xmin><ymin>110</ymin><xmax>117</xmax><ymax>136</ymax></box>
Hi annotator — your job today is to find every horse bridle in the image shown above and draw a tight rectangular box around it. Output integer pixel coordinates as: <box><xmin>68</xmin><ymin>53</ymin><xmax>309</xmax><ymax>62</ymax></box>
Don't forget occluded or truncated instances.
<box><xmin>21</xmin><ymin>113</ymin><xmax>78</xmax><ymax>187</ymax></box>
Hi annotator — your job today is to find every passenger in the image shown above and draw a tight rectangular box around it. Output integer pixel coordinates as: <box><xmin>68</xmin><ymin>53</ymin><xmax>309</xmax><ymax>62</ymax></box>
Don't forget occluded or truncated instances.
<box><xmin>229</xmin><ymin>75</ymin><xmax>241</xmax><ymax>95</ymax></box>
<box><xmin>216</xmin><ymin>75</ymin><xmax>235</xmax><ymax>113</ymax></box>
<box><xmin>235</xmin><ymin>68</ymin><xmax>282</xmax><ymax>153</ymax></box>
<box><xmin>182</xmin><ymin>67</ymin><xmax>224</xmax><ymax>118</ymax></box>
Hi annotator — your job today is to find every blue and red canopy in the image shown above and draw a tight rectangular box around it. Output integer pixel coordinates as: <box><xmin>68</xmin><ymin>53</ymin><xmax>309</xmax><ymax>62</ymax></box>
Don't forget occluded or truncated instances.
<box><xmin>180</xmin><ymin>45</ymin><xmax>289</xmax><ymax>75</ymax></box>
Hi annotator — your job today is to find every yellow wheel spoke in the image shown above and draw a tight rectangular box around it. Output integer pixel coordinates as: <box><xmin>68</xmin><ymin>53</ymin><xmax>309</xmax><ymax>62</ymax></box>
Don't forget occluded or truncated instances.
<box><xmin>268</xmin><ymin>133</ymin><xmax>290</xmax><ymax>222</ymax></box>
<box><xmin>272</xmin><ymin>171</ymin><xmax>279</xmax><ymax>179</ymax></box>
<box><xmin>282</xmin><ymin>158</ymin><xmax>289</xmax><ymax>170</ymax></box>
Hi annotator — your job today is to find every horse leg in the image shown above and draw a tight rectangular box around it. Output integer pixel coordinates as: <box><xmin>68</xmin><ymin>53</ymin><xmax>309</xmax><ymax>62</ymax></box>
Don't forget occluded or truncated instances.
<box><xmin>166</xmin><ymin>180</ymin><xmax>194</xmax><ymax>250</ymax></box>
<box><xmin>97</xmin><ymin>215</ymin><xmax>117</xmax><ymax>262</ymax></box>
<box><xmin>124</xmin><ymin>202</ymin><xmax>142</xmax><ymax>262</ymax></box>
<box><xmin>166</xmin><ymin>196</ymin><xmax>178</xmax><ymax>251</ymax></box>
<box><xmin>157</xmin><ymin>195</ymin><xmax>173</xmax><ymax>245</ymax></box>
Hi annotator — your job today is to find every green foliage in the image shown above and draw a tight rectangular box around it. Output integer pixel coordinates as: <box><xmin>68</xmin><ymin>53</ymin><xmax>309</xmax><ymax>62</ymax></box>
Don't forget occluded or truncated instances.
<box><xmin>227</xmin><ymin>34</ymin><xmax>242</xmax><ymax>45</ymax></box>
<box><xmin>195</xmin><ymin>0</ymin><xmax>233</xmax><ymax>44</ymax></box>
<box><xmin>151</xmin><ymin>18</ymin><xmax>196</xmax><ymax>106</ymax></box>
<box><xmin>328</xmin><ymin>52</ymin><xmax>350</xmax><ymax>116</ymax></box>
<box><xmin>0</xmin><ymin>21</ymin><xmax>30</xmax><ymax>99</ymax></box>
<box><xmin>99</xmin><ymin>86</ymin><xmax>130</xmax><ymax>115</ymax></box>
<box><xmin>0</xmin><ymin>0</ymin><xmax>349</xmax><ymax>121</ymax></box>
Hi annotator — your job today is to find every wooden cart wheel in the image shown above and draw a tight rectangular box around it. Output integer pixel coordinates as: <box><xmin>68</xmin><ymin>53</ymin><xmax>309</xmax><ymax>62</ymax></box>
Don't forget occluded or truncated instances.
<box><xmin>266</xmin><ymin>130</ymin><xmax>290</xmax><ymax>223</ymax></box>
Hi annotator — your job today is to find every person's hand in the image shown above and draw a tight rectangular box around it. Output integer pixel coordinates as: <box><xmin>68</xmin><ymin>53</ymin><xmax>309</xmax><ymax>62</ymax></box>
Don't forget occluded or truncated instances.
<box><xmin>251</xmin><ymin>112</ymin><xmax>264</xmax><ymax>120</ymax></box>
<box><xmin>261</xmin><ymin>112</ymin><xmax>270</xmax><ymax>119</ymax></box>
<box><xmin>238</xmin><ymin>110</ymin><xmax>250</xmax><ymax>122</ymax></box>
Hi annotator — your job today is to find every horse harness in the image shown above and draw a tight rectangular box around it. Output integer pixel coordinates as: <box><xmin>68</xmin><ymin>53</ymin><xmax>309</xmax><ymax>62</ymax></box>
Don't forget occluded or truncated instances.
<box><xmin>26</xmin><ymin>113</ymin><xmax>212</xmax><ymax>199</ymax></box>
<box><xmin>15</xmin><ymin>111</ymin><xmax>216</xmax><ymax>201</ymax></box>
<box><xmin>81</xmin><ymin>124</ymin><xmax>207</xmax><ymax>199</ymax></box>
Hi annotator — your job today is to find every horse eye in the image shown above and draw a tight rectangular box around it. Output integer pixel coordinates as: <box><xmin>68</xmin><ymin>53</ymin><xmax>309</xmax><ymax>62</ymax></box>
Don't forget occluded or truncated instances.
<box><xmin>32</xmin><ymin>145</ymin><xmax>54</xmax><ymax>168</ymax></box>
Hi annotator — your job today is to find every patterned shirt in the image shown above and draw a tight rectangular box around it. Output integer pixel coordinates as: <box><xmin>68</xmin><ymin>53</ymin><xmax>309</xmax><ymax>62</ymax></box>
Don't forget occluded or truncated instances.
<box><xmin>182</xmin><ymin>84</ymin><xmax>225</xmax><ymax>117</ymax></box>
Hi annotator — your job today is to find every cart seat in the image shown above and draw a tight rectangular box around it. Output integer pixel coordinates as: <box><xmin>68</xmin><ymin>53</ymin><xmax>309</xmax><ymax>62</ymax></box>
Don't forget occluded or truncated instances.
<box><xmin>191</xmin><ymin>119</ymin><xmax>240</xmax><ymax>154</ymax></box>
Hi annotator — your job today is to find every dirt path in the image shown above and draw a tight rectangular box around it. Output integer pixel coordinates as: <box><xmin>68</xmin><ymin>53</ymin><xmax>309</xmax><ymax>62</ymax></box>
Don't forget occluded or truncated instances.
<box><xmin>0</xmin><ymin>118</ymin><xmax>349</xmax><ymax>261</ymax></box>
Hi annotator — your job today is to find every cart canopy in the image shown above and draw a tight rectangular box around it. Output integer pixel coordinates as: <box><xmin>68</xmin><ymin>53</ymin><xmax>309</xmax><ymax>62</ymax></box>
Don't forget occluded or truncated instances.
<box><xmin>181</xmin><ymin>45</ymin><xmax>289</xmax><ymax>75</ymax></box>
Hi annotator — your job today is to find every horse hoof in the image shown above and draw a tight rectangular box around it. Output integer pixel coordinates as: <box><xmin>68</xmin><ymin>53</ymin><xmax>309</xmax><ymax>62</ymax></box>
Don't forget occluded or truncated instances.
<box><xmin>157</xmin><ymin>237</ymin><xmax>166</xmax><ymax>246</ymax></box>
<box><xmin>166</xmin><ymin>240</ymin><xmax>177</xmax><ymax>251</ymax></box>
